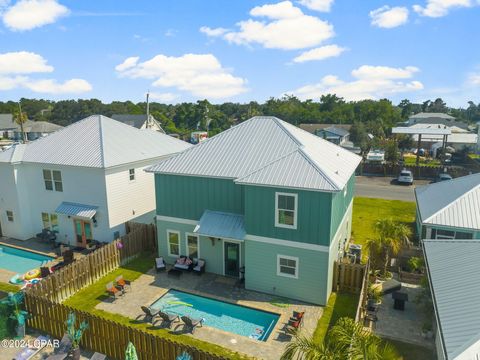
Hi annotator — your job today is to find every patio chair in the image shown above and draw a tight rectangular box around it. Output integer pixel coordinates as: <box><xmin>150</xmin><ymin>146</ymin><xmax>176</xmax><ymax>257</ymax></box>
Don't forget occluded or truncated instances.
<box><xmin>115</xmin><ymin>275</ymin><xmax>131</xmax><ymax>292</ymax></box>
<box><xmin>158</xmin><ymin>310</ymin><xmax>179</xmax><ymax>328</ymax></box>
<box><xmin>106</xmin><ymin>282</ymin><xmax>122</xmax><ymax>299</ymax></box>
<box><xmin>284</xmin><ymin>316</ymin><xmax>304</xmax><ymax>335</ymax></box>
<box><xmin>13</xmin><ymin>335</ymin><xmax>50</xmax><ymax>360</ymax></box>
<box><xmin>89</xmin><ymin>352</ymin><xmax>107</xmax><ymax>360</ymax></box>
<box><xmin>181</xmin><ymin>315</ymin><xmax>204</xmax><ymax>334</ymax></box>
<box><xmin>155</xmin><ymin>257</ymin><xmax>166</xmax><ymax>272</ymax></box>
<box><xmin>140</xmin><ymin>306</ymin><xmax>160</xmax><ymax>323</ymax></box>
<box><xmin>45</xmin><ymin>333</ymin><xmax>72</xmax><ymax>360</ymax></box>
<box><xmin>63</xmin><ymin>250</ymin><xmax>74</xmax><ymax>265</ymax></box>
<box><xmin>193</xmin><ymin>259</ymin><xmax>206</xmax><ymax>275</ymax></box>
<box><xmin>290</xmin><ymin>311</ymin><xmax>305</xmax><ymax>322</ymax></box>
<box><xmin>40</xmin><ymin>266</ymin><xmax>51</xmax><ymax>278</ymax></box>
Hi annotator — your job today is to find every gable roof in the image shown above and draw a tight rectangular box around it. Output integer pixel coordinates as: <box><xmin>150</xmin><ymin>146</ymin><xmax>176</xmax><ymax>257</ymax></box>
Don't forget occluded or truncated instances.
<box><xmin>321</xmin><ymin>126</ymin><xmax>350</xmax><ymax>137</ymax></box>
<box><xmin>299</xmin><ymin>123</ymin><xmax>351</xmax><ymax>134</ymax></box>
<box><xmin>148</xmin><ymin>116</ymin><xmax>361</xmax><ymax>192</ymax></box>
<box><xmin>0</xmin><ymin>115</ymin><xmax>191</xmax><ymax>168</ymax></box>
<box><xmin>23</xmin><ymin>121</ymin><xmax>63</xmax><ymax>133</ymax></box>
<box><xmin>0</xmin><ymin>114</ymin><xmax>14</xmax><ymax>130</ymax></box>
<box><xmin>415</xmin><ymin>173</ymin><xmax>480</xmax><ymax>230</ymax></box>
<box><xmin>111</xmin><ymin>114</ymin><xmax>165</xmax><ymax>133</ymax></box>
<box><xmin>410</xmin><ymin>112</ymin><xmax>455</xmax><ymax>120</ymax></box>
<box><xmin>423</xmin><ymin>240</ymin><xmax>480</xmax><ymax>359</ymax></box>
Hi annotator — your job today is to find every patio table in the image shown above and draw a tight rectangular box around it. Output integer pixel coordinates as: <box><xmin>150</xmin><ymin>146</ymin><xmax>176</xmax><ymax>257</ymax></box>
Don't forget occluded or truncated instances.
<box><xmin>167</xmin><ymin>268</ymin><xmax>182</xmax><ymax>278</ymax></box>
<box><xmin>392</xmin><ymin>291</ymin><xmax>408</xmax><ymax>311</ymax></box>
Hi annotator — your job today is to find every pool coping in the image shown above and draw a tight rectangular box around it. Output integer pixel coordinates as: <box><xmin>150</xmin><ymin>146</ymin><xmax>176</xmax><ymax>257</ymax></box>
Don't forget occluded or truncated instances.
<box><xmin>150</xmin><ymin>287</ymin><xmax>282</xmax><ymax>342</ymax></box>
<box><xmin>0</xmin><ymin>241</ymin><xmax>58</xmax><ymax>259</ymax></box>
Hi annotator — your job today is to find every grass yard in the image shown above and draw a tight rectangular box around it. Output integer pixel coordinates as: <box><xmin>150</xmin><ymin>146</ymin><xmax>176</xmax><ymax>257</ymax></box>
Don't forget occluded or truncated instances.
<box><xmin>403</xmin><ymin>156</ymin><xmax>441</xmax><ymax>167</ymax></box>
<box><xmin>389</xmin><ymin>339</ymin><xmax>436</xmax><ymax>360</ymax></box>
<box><xmin>0</xmin><ymin>281</ymin><xmax>20</xmax><ymax>293</ymax></box>
<box><xmin>63</xmin><ymin>254</ymin><xmax>251</xmax><ymax>360</ymax></box>
<box><xmin>313</xmin><ymin>292</ymin><xmax>358</xmax><ymax>344</ymax></box>
<box><xmin>352</xmin><ymin>197</ymin><xmax>416</xmax><ymax>257</ymax></box>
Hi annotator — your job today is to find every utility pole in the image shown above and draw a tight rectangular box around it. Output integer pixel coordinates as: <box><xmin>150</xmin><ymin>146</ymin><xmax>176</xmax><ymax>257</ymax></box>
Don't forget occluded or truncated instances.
<box><xmin>146</xmin><ymin>91</ymin><xmax>150</xmax><ymax>129</ymax></box>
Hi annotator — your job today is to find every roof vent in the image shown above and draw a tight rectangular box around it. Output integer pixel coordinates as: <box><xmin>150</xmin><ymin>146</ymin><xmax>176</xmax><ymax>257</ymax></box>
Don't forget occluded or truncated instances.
<box><xmin>335</xmin><ymin>170</ymin><xmax>339</xmax><ymax>174</ymax></box>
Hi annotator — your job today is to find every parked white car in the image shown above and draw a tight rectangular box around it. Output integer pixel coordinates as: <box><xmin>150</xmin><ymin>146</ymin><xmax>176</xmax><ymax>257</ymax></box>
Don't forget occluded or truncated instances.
<box><xmin>397</xmin><ymin>169</ymin><xmax>414</xmax><ymax>185</ymax></box>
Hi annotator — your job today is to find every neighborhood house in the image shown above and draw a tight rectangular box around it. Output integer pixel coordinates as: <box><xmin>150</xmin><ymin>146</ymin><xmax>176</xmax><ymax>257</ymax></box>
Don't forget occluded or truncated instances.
<box><xmin>147</xmin><ymin>116</ymin><xmax>361</xmax><ymax>305</ymax></box>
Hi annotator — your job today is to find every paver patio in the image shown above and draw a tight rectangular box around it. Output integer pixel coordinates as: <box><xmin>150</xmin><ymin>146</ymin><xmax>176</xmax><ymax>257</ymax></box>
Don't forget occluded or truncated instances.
<box><xmin>96</xmin><ymin>267</ymin><xmax>323</xmax><ymax>360</ymax></box>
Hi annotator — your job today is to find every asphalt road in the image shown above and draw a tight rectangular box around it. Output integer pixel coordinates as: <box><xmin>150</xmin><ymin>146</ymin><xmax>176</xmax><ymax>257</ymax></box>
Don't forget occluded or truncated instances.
<box><xmin>355</xmin><ymin>176</ymin><xmax>431</xmax><ymax>202</ymax></box>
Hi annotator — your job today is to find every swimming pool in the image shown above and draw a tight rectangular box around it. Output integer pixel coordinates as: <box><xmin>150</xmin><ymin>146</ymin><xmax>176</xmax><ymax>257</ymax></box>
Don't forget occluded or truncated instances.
<box><xmin>0</xmin><ymin>245</ymin><xmax>54</xmax><ymax>273</ymax></box>
<box><xmin>150</xmin><ymin>289</ymin><xmax>280</xmax><ymax>341</ymax></box>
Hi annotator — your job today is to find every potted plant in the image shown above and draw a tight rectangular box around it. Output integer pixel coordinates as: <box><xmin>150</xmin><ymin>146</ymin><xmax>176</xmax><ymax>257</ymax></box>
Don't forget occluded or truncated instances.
<box><xmin>367</xmin><ymin>285</ymin><xmax>383</xmax><ymax>307</ymax></box>
<box><xmin>1</xmin><ymin>292</ymin><xmax>29</xmax><ymax>339</ymax></box>
<box><xmin>65</xmin><ymin>312</ymin><xmax>88</xmax><ymax>360</ymax></box>
<box><xmin>407</xmin><ymin>257</ymin><xmax>424</xmax><ymax>274</ymax></box>
<box><xmin>176</xmin><ymin>352</ymin><xmax>192</xmax><ymax>360</ymax></box>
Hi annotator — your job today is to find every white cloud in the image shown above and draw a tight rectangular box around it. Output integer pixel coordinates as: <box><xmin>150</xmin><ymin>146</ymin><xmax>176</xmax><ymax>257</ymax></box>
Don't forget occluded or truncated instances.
<box><xmin>24</xmin><ymin>78</ymin><xmax>92</xmax><ymax>93</ymax></box>
<box><xmin>200</xmin><ymin>26</ymin><xmax>229</xmax><ymax>37</ymax></box>
<box><xmin>413</xmin><ymin>0</ymin><xmax>474</xmax><ymax>17</ymax></box>
<box><xmin>468</xmin><ymin>73</ymin><xmax>480</xmax><ymax>86</ymax></box>
<box><xmin>298</xmin><ymin>0</ymin><xmax>334</xmax><ymax>12</ymax></box>
<box><xmin>116</xmin><ymin>53</ymin><xmax>247</xmax><ymax>99</ymax></box>
<box><xmin>149</xmin><ymin>92</ymin><xmax>179</xmax><ymax>103</ymax></box>
<box><xmin>370</xmin><ymin>6</ymin><xmax>409</xmax><ymax>28</ymax></box>
<box><xmin>0</xmin><ymin>51</ymin><xmax>54</xmax><ymax>74</ymax></box>
<box><xmin>2</xmin><ymin>0</ymin><xmax>69</xmax><ymax>31</ymax></box>
<box><xmin>290</xmin><ymin>65</ymin><xmax>423</xmax><ymax>101</ymax></box>
<box><xmin>0</xmin><ymin>51</ymin><xmax>92</xmax><ymax>94</ymax></box>
<box><xmin>201</xmin><ymin>1</ymin><xmax>334</xmax><ymax>50</ymax></box>
<box><xmin>293</xmin><ymin>44</ymin><xmax>346</xmax><ymax>63</ymax></box>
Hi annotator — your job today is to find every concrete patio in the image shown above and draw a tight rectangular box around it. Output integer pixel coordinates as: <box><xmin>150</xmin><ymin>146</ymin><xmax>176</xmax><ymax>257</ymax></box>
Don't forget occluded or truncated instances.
<box><xmin>96</xmin><ymin>267</ymin><xmax>324</xmax><ymax>360</ymax></box>
<box><xmin>374</xmin><ymin>282</ymin><xmax>434</xmax><ymax>348</ymax></box>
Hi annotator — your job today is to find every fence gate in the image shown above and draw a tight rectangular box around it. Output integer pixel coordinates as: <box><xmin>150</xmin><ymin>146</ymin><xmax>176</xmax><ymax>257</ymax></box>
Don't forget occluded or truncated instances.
<box><xmin>332</xmin><ymin>260</ymin><xmax>366</xmax><ymax>294</ymax></box>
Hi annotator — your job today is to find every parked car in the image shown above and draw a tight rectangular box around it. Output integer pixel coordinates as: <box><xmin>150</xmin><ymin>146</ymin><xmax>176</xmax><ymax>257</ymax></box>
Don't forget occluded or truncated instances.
<box><xmin>397</xmin><ymin>169</ymin><xmax>414</xmax><ymax>185</ymax></box>
<box><xmin>434</xmin><ymin>173</ymin><xmax>453</xmax><ymax>182</ymax></box>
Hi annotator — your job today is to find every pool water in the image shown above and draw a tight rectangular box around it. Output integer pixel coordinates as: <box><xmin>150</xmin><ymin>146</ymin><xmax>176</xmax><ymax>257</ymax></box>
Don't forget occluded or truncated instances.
<box><xmin>0</xmin><ymin>246</ymin><xmax>54</xmax><ymax>274</ymax></box>
<box><xmin>150</xmin><ymin>289</ymin><xmax>279</xmax><ymax>341</ymax></box>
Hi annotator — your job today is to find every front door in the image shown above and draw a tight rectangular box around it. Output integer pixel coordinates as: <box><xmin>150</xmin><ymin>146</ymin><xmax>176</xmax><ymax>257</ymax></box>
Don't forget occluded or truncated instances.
<box><xmin>224</xmin><ymin>241</ymin><xmax>240</xmax><ymax>277</ymax></box>
<box><xmin>74</xmin><ymin>219</ymin><xmax>92</xmax><ymax>247</ymax></box>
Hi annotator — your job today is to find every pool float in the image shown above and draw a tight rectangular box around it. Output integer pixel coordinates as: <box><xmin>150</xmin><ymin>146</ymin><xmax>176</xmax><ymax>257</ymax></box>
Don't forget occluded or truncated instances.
<box><xmin>167</xmin><ymin>301</ymin><xmax>193</xmax><ymax>307</ymax></box>
<box><xmin>9</xmin><ymin>274</ymin><xmax>24</xmax><ymax>285</ymax></box>
<box><xmin>30</xmin><ymin>278</ymin><xmax>41</xmax><ymax>285</ymax></box>
<box><xmin>24</xmin><ymin>268</ymin><xmax>41</xmax><ymax>280</ymax></box>
<box><xmin>21</xmin><ymin>280</ymin><xmax>32</xmax><ymax>290</ymax></box>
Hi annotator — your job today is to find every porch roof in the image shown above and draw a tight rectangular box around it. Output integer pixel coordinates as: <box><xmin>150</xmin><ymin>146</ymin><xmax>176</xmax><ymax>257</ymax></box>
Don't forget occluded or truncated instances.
<box><xmin>55</xmin><ymin>202</ymin><xmax>98</xmax><ymax>219</ymax></box>
<box><xmin>194</xmin><ymin>210</ymin><xmax>246</xmax><ymax>240</ymax></box>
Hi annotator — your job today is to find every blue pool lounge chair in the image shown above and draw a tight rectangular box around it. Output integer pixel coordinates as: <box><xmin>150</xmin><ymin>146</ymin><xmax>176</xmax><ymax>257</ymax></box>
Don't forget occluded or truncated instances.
<box><xmin>181</xmin><ymin>315</ymin><xmax>204</xmax><ymax>334</ymax></box>
<box><xmin>14</xmin><ymin>335</ymin><xmax>50</xmax><ymax>360</ymax></box>
<box><xmin>158</xmin><ymin>311</ymin><xmax>179</xmax><ymax>328</ymax></box>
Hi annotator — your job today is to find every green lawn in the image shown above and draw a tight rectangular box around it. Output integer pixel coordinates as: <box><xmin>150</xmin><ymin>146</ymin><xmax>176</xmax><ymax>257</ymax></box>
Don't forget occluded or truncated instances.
<box><xmin>403</xmin><ymin>156</ymin><xmax>441</xmax><ymax>167</ymax></box>
<box><xmin>63</xmin><ymin>254</ymin><xmax>250</xmax><ymax>360</ymax></box>
<box><xmin>389</xmin><ymin>339</ymin><xmax>436</xmax><ymax>360</ymax></box>
<box><xmin>0</xmin><ymin>282</ymin><xmax>20</xmax><ymax>294</ymax></box>
<box><xmin>313</xmin><ymin>292</ymin><xmax>359</xmax><ymax>344</ymax></box>
<box><xmin>352</xmin><ymin>197</ymin><xmax>416</xmax><ymax>256</ymax></box>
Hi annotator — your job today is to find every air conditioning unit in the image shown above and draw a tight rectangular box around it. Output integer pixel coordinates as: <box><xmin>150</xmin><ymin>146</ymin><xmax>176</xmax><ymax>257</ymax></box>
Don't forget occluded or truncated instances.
<box><xmin>348</xmin><ymin>244</ymin><xmax>362</xmax><ymax>263</ymax></box>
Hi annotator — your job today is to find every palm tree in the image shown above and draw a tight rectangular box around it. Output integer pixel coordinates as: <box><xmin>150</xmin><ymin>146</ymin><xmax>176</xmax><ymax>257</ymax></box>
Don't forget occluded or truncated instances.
<box><xmin>366</xmin><ymin>218</ymin><xmax>411</xmax><ymax>278</ymax></box>
<box><xmin>13</xmin><ymin>102</ymin><xmax>28</xmax><ymax>143</ymax></box>
<box><xmin>281</xmin><ymin>317</ymin><xmax>398</xmax><ymax>360</ymax></box>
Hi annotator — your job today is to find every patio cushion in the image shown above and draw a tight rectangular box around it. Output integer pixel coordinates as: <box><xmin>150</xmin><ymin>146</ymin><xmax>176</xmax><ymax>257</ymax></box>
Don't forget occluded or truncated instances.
<box><xmin>174</xmin><ymin>263</ymin><xmax>189</xmax><ymax>270</ymax></box>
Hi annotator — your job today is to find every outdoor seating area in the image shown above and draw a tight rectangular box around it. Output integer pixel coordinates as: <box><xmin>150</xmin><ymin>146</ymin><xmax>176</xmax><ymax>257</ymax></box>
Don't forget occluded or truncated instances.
<box><xmin>105</xmin><ymin>275</ymin><xmax>132</xmax><ymax>299</ymax></box>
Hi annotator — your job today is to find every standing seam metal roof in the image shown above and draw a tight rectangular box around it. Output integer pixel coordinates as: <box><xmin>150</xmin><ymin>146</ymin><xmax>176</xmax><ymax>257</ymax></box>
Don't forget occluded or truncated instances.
<box><xmin>423</xmin><ymin>240</ymin><xmax>480</xmax><ymax>359</ymax></box>
<box><xmin>147</xmin><ymin>116</ymin><xmax>361</xmax><ymax>191</ymax></box>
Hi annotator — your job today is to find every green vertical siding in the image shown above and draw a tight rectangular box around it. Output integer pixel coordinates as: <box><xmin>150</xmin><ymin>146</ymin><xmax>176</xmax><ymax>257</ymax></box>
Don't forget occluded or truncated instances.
<box><xmin>329</xmin><ymin>174</ymin><xmax>355</xmax><ymax>240</ymax></box>
<box><xmin>244</xmin><ymin>186</ymin><xmax>332</xmax><ymax>246</ymax></box>
<box><xmin>244</xmin><ymin>240</ymin><xmax>330</xmax><ymax>305</ymax></box>
<box><xmin>155</xmin><ymin>174</ymin><xmax>244</xmax><ymax>220</ymax></box>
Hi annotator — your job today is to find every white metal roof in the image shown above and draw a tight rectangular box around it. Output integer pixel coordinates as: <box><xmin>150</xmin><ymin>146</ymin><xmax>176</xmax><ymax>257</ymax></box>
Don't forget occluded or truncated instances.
<box><xmin>412</xmin><ymin>132</ymin><xmax>478</xmax><ymax>144</ymax></box>
<box><xmin>410</xmin><ymin>112</ymin><xmax>455</xmax><ymax>120</ymax></box>
<box><xmin>415</xmin><ymin>173</ymin><xmax>480</xmax><ymax>230</ymax></box>
<box><xmin>147</xmin><ymin>116</ymin><xmax>361</xmax><ymax>192</ymax></box>
<box><xmin>423</xmin><ymin>240</ymin><xmax>480</xmax><ymax>359</ymax></box>
<box><xmin>55</xmin><ymin>202</ymin><xmax>98</xmax><ymax>219</ymax></box>
<box><xmin>0</xmin><ymin>115</ymin><xmax>191</xmax><ymax>168</ymax></box>
<box><xmin>392</xmin><ymin>127</ymin><xmax>452</xmax><ymax>135</ymax></box>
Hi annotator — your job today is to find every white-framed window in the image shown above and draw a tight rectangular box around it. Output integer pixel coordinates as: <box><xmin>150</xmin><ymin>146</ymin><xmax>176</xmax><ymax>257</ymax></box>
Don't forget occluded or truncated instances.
<box><xmin>432</xmin><ymin>228</ymin><xmax>473</xmax><ymax>240</ymax></box>
<box><xmin>41</xmin><ymin>212</ymin><xmax>59</xmax><ymax>232</ymax></box>
<box><xmin>186</xmin><ymin>233</ymin><xmax>199</xmax><ymax>259</ymax></box>
<box><xmin>275</xmin><ymin>192</ymin><xmax>298</xmax><ymax>229</ymax></box>
<box><xmin>6</xmin><ymin>210</ymin><xmax>14</xmax><ymax>222</ymax></box>
<box><xmin>167</xmin><ymin>230</ymin><xmax>180</xmax><ymax>257</ymax></box>
<box><xmin>129</xmin><ymin>168</ymin><xmax>135</xmax><ymax>181</ymax></box>
<box><xmin>277</xmin><ymin>255</ymin><xmax>299</xmax><ymax>279</ymax></box>
<box><xmin>43</xmin><ymin>169</ymin><xmax>63</xmax><ymax>192</ymax></box>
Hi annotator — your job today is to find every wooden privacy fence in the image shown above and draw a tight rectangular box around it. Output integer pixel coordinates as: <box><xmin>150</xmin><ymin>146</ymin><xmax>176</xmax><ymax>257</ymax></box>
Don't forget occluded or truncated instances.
<box><xmin>355</xmin><ymin>260</ymin><xmax>370</xmax><ymax>323</ymax></box>
<box><xmin>26</xmin><ymin>222</ymin><xmax>155</xmax><ymax>303</ymax></box>
<box><xmin>332</xmin><ymin>261</ymin><xmax>366</xmax><ymax>294</ymax></box>
<box><xmin>25</xmin><ymin>295</ymin><xmax>226</xmax><ymax>360</ymax></box>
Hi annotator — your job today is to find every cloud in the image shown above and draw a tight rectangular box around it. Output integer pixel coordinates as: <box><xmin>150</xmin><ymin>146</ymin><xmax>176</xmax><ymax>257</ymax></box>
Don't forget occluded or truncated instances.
<box><xmin>201</xmin><ymin>1</ymin><xmax>334</xmax><ymax>50</ymax></box>
<box><xmin>149</xmin><ymin>92</ymin><xmax>179</xmax><ymax>103</ymax></box>
<box><xmin>24</xmin><ymin>78</ymin><xmax>92</xmax><ymax>93</ymax></box>
<box><xmin>200</xmin><ymin>26</ymin><xmax>229</xmax><ymax>37</ymax></box>
<box><xmin>116</xmin><ymin>53</ymin><xmax>247</xmax><ymax>99</ymax></box>
<box><xmin>413</xmin><ymin>0</ymin><xmax>475</xmax><ymax>17</ymax></box>
<box><xmin>468</xmin><ymin>73</ymin><xmax>480</xmax><ymax>86</ymax></box>
<box><xmin>298</xmin><ymin>0</ymin><xmax>334</xmax><ymax>12</ymax></box>
<box><xmin>370</xmin><ymin>6</ymin><xmax>409</xmax><ymax>28</ymax></box>
<box><xmin>0</xmin><ymin>51</ymin><xmax>92</xmax><ymax>94</ymax></box>
<box><xmin>2</xmin><ymin>0</ymin><xmax>69</xmax><ymax>31</ymax></box>
<box><xmin>293</xmin><ymin>44</ymin><xmax>346</xmax><ymax>63</ymax></box>
<box><xmin>290</xmin><ymin>65</ymin><xmax>423</xmax><ymax>101</ymax></box>
<box><xmin>0</xmin><ymin>51</ymin><xmax>54</xmax><ymax>74</ymax></box>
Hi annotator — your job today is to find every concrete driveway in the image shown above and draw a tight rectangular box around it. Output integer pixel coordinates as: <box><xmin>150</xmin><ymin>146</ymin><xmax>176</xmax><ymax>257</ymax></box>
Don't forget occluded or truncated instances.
<box><xmin>355</xmin><ymin>176</ymin><xmax>431</xmax><ymax>202</ymax></box>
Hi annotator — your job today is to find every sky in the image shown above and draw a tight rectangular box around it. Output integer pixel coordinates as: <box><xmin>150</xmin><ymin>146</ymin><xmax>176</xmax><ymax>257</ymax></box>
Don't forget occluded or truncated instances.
<box><xmin>0</xmin><ymin>0</ymin><xmax>479</xmax><ymax>107</ymax></box>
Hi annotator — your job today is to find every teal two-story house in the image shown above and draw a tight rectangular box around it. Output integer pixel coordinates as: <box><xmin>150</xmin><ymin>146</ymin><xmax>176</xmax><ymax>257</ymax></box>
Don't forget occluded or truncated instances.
<box><xmin>147</xmin><ymin>116</ymin><xmax>361</xmax><ymax>305</ymax></box>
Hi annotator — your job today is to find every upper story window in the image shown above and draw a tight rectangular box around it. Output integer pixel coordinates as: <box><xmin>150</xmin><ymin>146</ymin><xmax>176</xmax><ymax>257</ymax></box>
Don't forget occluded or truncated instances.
<box><xmin>6</xmin><ymin>210</ymin><xmax>14</xmax><ymax>222</ymax></box>
<box><xmin>129</xmin><ymin>168</ymin><xmax>135</xmax><ymax>181</ymax></box>
<box><xmin>43</xmin><ymin>169</ymin><xmax>63</xmax><ymax>192</ymax></box>
<box><xmin>275</xmin><ymin>192</ymin><xmax>297</xmax><ymax>229</ymax></box>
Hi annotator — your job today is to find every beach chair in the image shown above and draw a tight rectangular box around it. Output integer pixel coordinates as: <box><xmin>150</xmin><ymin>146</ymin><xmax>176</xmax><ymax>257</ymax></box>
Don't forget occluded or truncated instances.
<box><xmin>106</xmin><ymin>282</ymin><xmax>122</xmax><ymax>299</ymax></box>
<box><xmin>115</xmin><ymin>275</ymin><xmax>131</xmax><ymax>292</ymax></box>
<box><xmin>140</xmin><ymin>305</ymin><xmax>160</xmax><ymax>323</ymax></box>
<box><xmin>181</xmin><ymin>315</ymin><xmax>204</xmax><ymax>334</ymax></box>
<box><xmin>158</xmin><ymin>310</ymin><xmax>179</xmax><ymax>328</ymax></box>
<box><xmin>155</xmin><ymin>257</ymin><xmax>166</xmax><ymax>272</ymax></box>
<box><xmin>13</xmin><ymin>335</ymin><xmax>50</xmax><ymax>360</ymax></box>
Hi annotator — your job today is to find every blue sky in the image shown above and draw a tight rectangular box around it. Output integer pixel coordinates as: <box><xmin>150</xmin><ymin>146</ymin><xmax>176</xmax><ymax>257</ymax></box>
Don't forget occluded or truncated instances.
<box><xmin>0</xmin><ymin>0</ymin><xmax>479</xmax><ymax>106</ymax></box>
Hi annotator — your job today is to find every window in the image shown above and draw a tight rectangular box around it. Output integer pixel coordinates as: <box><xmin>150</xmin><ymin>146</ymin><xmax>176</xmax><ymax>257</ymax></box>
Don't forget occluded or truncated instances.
<box><xmin>6</xmin><ymin>210</ymin><xmax>14</xmax><ymax>222</ymax></box>
<box><xmin>167</xmin><ymin>230</ymin><xmax>180</xmax><ymax>257</ymax></box>
<box><xmin>277</xmin><ymin>255</ymin><xmax>298</xmax><ymax>279</ymax></box>
<box><xmin>186</xmin><ymin>233</ymin><xmax>199</xmax><ymax>259</ymax></box>
<box><xmin>432</xmin><ymin>228</ymin><xmax>473</xmax><ymax>240</ymax></box>
<box><xmin>41</xmin><ymin>213</ymin><xmax>59</xmax><ymax>232</ymax></box>
<box><xmin>275</xmin><ymin>192</ymin><xmax>297</xmax><ymax>229</ymax></box>
<box><xmin>43</xmin><ymin>170</ymin><xmax>63</xmax><ymax>192</ymax></box>
<box><xmin>129</xmin><ymin>168</ymin><xmax>135</xmax><ymax>181</ymax></box>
